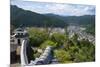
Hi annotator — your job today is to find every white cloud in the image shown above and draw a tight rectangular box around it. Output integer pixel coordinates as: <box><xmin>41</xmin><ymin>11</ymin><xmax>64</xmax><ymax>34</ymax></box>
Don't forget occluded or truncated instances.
<box><xmin>11</xmin><ymin>0</ymin><xmax>95</xmax><ymax>16</ymax></box>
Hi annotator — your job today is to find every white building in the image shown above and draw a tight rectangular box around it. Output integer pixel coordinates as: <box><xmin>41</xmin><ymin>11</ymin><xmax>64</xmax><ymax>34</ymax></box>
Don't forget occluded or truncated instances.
<box><xmin>10</xmin><ymin>27</ymin><xmax>29</xmax><ymax>63</ymax></box>
<box><xmin>11</xmin><ymin>28</ymin><xmax>29</xmax><ymax>46</ymax></box>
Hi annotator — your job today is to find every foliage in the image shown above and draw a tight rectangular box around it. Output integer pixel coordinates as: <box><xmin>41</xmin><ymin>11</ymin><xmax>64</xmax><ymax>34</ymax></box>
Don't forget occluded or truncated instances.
<box><xmin>40</xmin><ymin>40</ymin><xmax>57</xmax><ymax>49</ymax></box>
<box><xmin>62</xmin><ymin>38</ymin><xmax>95</xmax><ymax>62</ymax></box>
<box><xmin>28</xmin><ymin>27</ymin><xmax>95</xmax><ymax>63</ymax></box>
<box><xmin>28</xmin><ymin>27</ymin><xmax>48</xmax><ymax>47</ymax></box>
<box><xmin>50</xmin><ymin>33</ymin><xmax>67</xmax><ymax>47</ymax></box>
<box><xmin>54</xmin><ymin>49</ymin><xmax>72</xmax><ymax>63</ymax></box>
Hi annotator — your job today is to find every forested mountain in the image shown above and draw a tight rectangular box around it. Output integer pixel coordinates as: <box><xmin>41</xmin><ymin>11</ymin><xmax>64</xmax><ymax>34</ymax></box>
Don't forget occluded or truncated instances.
<box><xmin>44</xmin><ymin>14</ymin><xmax>95</xmax><ymax>25</ymax></box>
<box><xmin>10</xmin><ymin>5</ymin><xmax>66</xmax><ymax>28</ymax></box>
<box><xmin>11</xmin><ymin>5</ymin><xmax>95</xmax><ymax>29</ymax></box>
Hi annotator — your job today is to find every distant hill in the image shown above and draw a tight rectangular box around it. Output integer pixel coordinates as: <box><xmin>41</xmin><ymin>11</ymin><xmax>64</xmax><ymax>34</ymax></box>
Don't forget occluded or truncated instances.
<box><xmin>11</xmin><ymin>5</ymin><xmax>95</xmax><ymax>29</ymax></box>
<box><xmin>44</xmin><ymin>13</ymin><xmax>95</xmax><ymax>35</ymax></box>
<box><xmin>10</xmin><ymin>5</ymin><xmax>66</xmax><ymax>28</ymax></box>
<box><xmin>44</xmin><ymin>14</ymin><xmax>95</xmax><ymax>26</ymax></box>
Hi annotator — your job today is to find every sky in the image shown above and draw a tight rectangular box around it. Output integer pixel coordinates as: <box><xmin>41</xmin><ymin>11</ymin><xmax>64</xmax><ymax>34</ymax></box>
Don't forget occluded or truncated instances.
<box><xmin>11</xmin><ymin>0</ymin><xmax>95</xmax><ymax>16</ymax></box>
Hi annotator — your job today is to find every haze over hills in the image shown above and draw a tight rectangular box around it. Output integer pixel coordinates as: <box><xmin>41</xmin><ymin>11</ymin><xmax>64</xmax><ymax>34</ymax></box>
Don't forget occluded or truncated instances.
<box><xmin>10</xmin><ymin>5</ymin><xmax>95</xmax><ymax>31</ymax></box>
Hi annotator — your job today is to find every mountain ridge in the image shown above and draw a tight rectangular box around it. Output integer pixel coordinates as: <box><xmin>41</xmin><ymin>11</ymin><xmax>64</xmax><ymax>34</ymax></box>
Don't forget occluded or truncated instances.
<box><xmin>11</xmin><ymin>5</ymin><xmax>95</xmax><ymax>28</ymax></box>
<box><xmin>11</xmin><ymin>5</ymin><xmax>66</xmax><ymax>28</ymax></box>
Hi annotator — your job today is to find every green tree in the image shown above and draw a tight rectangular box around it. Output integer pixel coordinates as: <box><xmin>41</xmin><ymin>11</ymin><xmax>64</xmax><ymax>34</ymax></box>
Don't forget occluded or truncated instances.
<box><xmin>40</xmin><ymin>40</ymin><xmax>57</xmax><ymax>49</ymax></box>
<box><xmin>54</xmin><ymin>49</ymin><xmax>72</xmax><ymax>63</ymax></box>
<box><xmin>28</xmin><ymin>27</ymin><xmax>48</xmax><ymax>47</ymax></box>
<box><xmin>50</xmin><ymin>33</ymin><xmax>67</xmax><ymax>47</ymax></box>
<box><xmin>63</xmin><ymin>38</ymin><xmax>95</xmax><ymax>62</ymax></box>
<box><xmin>63</xmin><ymin>39</ymin><xmax>74</xmax><ymax>51</ymax></box>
